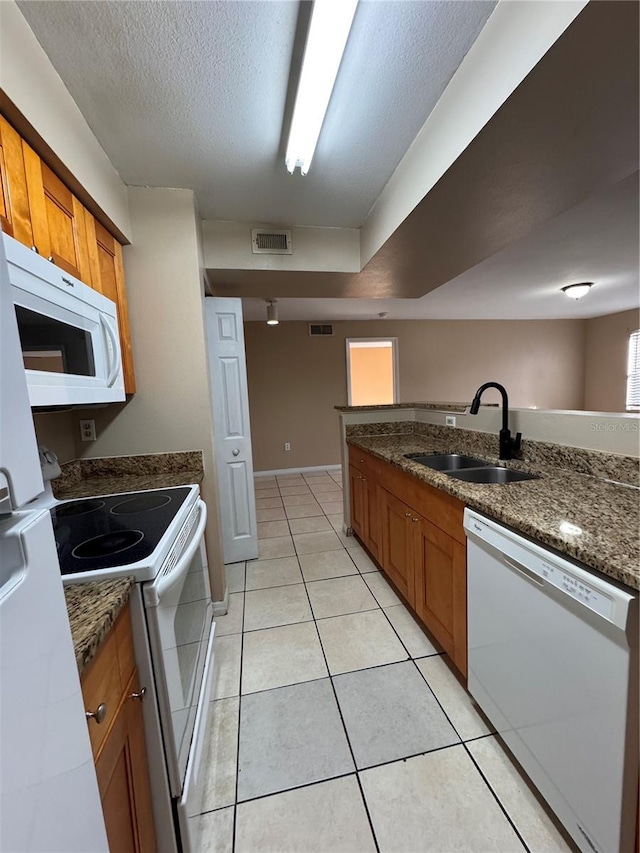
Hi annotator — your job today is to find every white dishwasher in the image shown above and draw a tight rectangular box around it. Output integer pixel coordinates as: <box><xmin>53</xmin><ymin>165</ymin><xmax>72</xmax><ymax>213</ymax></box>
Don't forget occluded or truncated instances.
<box><xmin>464</xmin><ymin>509</ymin><xmax>638</xmax><ymax>853</ymax></box>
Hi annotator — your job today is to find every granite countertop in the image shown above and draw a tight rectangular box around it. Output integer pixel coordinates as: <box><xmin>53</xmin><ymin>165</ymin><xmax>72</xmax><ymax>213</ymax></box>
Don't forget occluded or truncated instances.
<box><xmin>56</xmin><ymin>470</ymin><xmax>204</xmax><ymax>500</ymax></box>
<box><xmin>54</xmin><ymin>450</ymin><xmax>204</xmax><ymax>500</ymax></box>
<box><xmin>348</xmin><ymin>433</ymin><xmax>639</xmax><ymax>590</ymax></box>
<box><xmin>64</xmin><ymin>578</ymin><xmax>135</xmax><ymax>675</ymax></box>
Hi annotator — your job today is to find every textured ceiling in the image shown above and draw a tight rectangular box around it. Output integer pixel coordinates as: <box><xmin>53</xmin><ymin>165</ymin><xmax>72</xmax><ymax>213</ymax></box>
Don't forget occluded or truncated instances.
<box><xmin>17</xmin><ymin>0</ymin><xmax>495</xmax><ymax>227</ymax></box>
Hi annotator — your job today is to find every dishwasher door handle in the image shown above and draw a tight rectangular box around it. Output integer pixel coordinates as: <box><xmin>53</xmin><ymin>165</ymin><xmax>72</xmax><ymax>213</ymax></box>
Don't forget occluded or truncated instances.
<box><xmin>502</xmin><ymin>555</ymin><xmax>544</xmax><ymax>587</ymax></box>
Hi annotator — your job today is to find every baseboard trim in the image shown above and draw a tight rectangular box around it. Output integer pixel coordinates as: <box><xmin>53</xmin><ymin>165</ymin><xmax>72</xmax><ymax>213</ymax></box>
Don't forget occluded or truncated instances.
<box><xmin>212</xmin><ymin>586</ymin><xmax>230</xmax><ymax>617</ymax></box>
<box><xmin>255</xmin><ymin>464</ymin><xmax>342</xmax><ymax>477</ymax></box>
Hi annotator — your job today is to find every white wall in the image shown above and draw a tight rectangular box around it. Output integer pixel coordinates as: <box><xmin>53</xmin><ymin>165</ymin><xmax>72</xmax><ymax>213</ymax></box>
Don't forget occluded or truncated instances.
<box><xmin>0</xmin><ymin>1</ymin><xmax>131</xmax><ymax>238</ymax></box>
<box><xmin>203</xmin><ymin>219</ymin><xmax>360</xmax><ymax>272</ymax></box>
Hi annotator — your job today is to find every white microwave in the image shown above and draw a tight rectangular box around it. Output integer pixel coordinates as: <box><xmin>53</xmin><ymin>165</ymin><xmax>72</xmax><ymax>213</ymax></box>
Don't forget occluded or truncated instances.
<box><xmin>3</xmin><ymin>233</ymin><xmax>125</xmax><ymax>407</ymax></box>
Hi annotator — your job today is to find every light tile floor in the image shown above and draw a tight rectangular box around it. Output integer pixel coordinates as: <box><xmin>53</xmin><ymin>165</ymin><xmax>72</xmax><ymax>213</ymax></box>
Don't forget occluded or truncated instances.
<box><xmin>199</xmin><ymin>468</ymin><xmax>574</xmax><ymax>853</ymax></box>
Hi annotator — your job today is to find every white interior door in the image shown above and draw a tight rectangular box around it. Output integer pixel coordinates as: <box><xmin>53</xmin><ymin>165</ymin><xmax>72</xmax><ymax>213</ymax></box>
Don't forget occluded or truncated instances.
<box><xmin>204</xmin><ymin>297</ymin><xmax>258</xmax><ymax>563</ymax></box>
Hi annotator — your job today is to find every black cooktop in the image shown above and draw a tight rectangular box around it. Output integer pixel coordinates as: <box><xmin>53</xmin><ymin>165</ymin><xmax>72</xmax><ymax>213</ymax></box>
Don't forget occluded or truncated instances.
<box><xmin>51</xmin><ymin>487</ymin><xmax>192</xmax><ymax>575</ymax></box>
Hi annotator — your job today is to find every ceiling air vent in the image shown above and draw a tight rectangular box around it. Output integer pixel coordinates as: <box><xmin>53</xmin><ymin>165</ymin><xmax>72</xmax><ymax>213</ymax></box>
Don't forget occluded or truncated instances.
<box><xmin>251</xmin><ymin>228</ymin><xmax>292</xmax><ymax>254</ymax></box>
<box><xmin>309</xmin><ymin>324</ymin><xmax>334</xmax><ymax>336</ymax></box>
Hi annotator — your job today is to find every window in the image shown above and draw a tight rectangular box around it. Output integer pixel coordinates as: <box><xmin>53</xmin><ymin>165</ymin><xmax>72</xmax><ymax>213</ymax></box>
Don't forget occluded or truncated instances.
<box><xmin>626</xmin><ymin>330</ymin><xmax>640</xmax><ymax>410</ymax></box>
<box><xmin>346</xmin><ymin>338</ymin><xmax>398</xmax><ymax>406</ymax></box>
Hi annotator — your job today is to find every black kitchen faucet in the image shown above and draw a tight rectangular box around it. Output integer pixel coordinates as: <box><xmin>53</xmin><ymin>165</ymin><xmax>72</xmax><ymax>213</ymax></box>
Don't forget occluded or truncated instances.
<box><xmin>469</xmin><ymin>382</ymin><xmax>522</xmax><ymax>460</ymax></box>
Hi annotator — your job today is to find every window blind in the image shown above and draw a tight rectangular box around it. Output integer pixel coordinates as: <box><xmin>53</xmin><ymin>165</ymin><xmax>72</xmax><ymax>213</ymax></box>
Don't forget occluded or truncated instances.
<box><xmin>626</xmin><ymin>330</ymin><xmax>640</xmax><ymax>410</ymax></box>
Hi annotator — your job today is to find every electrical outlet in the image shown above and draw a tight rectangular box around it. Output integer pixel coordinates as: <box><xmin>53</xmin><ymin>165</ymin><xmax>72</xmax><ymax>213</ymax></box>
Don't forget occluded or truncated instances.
<box><xmin>284</xmin><ymin>442</ymin><xmax>291</xmax><ymax>451</ymax></box>
<box><xmin>79</xmin><ymin>419</ymin><xmax>96</xmax><ymax>442</ymax></box>
<box><xmin>445</xmin><ymin>415</ymin><xmax>457</xmax><ymax>427</ymax></box>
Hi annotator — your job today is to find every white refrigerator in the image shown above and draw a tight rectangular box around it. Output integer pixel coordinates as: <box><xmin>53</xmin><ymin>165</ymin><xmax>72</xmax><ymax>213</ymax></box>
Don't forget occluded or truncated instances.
<box><xmin>0</xmin><ymin>232</ymin><xmax>108</xmax><ymax>851</ymax></box>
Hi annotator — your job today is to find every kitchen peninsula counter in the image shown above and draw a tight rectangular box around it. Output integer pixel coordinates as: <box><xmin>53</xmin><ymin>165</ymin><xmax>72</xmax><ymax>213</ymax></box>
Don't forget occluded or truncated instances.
<box><xmin>347</xmin><ymin>431</ymin><xmax>639</xmax><ymax>590</ymax></box>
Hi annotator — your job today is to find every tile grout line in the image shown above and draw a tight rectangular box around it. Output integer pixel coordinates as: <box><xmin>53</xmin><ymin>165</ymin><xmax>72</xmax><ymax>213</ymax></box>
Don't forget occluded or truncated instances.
<box><xmin>250</xmin><ymin>476</ymin><xmax>533</xmax><ymax>851</ymax></box>
<box><xmin>230</xmin><ymin>567</ymin><xmax>247</xmax><ymax>852</ymax></box>
<box><xmin>279</xmin><ymin>475</ymin><xmax>382</xmax><ymax>849</ymax></box>
<box><xmin>297</xmin><ymin>551</ymin><xmax>382</xmax><ymax>853</ymax></box>
<box><xmin>462</xmin><ymin>740</ymin><xmax>533</xmax><ymax>853</ymax></box>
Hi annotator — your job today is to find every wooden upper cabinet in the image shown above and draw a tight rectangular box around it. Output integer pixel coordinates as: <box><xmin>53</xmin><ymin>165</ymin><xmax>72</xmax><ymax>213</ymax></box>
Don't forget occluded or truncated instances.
<box><xmin>23</xmin><ymin>147</ymin><xmax>92</xmax><ymax>283</ymax></box>
<box><xmin>1</xmin><ymin>114</ymin><xmax>137</xmax><ymax>394</ymax></box>
<box><xmin>0</xmin><ymin>117</ymin><xmax>34</xmax><ymax>244</ymax></box>
<box><xmin>85</xmin><ymin>213</ymin><xmax>136</xmax><ymax>394</ymax></box>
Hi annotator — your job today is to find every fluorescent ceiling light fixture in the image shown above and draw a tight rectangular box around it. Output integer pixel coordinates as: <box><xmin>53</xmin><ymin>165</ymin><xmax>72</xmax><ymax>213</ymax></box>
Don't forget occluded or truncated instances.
<box><xmin>561</xmin><ymin>282</ymin><xmax>593</xmax><ymax>300</ymax></box>
<box><xmin>266</xmin><ymin>299</ymin><xmax>279</xmax><ymax>325</ymax></box>
<box><xmin>285</xmin><ymin>0</ymin><xmax>358</xmax><ymax>176</ymax></box>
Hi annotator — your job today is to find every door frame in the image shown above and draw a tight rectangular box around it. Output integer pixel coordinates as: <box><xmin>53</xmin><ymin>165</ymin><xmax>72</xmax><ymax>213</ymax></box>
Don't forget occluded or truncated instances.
<box><xmin>345</xmin><ymin>337</ymin><xmax>399</xmax><ymax>406</ymax></box>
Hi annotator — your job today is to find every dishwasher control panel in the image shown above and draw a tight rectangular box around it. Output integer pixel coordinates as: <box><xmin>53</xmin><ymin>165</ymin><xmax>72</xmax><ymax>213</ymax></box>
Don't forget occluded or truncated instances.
<box><xmin>540</xmin><ymin>561</ymin><xmax>613</xmax><ymax>619</ymax></box>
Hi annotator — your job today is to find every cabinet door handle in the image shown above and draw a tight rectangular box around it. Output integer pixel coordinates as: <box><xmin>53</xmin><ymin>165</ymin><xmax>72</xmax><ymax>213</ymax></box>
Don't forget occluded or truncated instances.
<box><xmin>129</xmin><ymin>686</ymin><xmax>147</xmax><ymax>701</ymax></box>
<box><xmin>412</xmin><ymin>517</ymin><xmax>419</xmax><ymax>523</ymax></box>
<box><xmin>86</xmin><ymin>703</ymin><xmax>107</xmax><ymax>724</ymax></box>
<box><xmin>404</xmin><ymin>512</ymin><xmax>412</xmax><ymax>517</ymax></box>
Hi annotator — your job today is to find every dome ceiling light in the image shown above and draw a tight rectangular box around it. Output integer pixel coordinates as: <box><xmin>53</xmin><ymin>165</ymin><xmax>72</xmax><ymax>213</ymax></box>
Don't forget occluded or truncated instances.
<box><xmin>561</xmin><ymin>282</ymin><xmax>593</xmax><ymax>300</ymax></box>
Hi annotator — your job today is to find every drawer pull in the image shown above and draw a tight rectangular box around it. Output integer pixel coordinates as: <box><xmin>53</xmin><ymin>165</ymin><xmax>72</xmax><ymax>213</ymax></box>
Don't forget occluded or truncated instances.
<box><xmin>86</xmin><ymin>703</ymin><xmax>107</xmax><ymax>724</ymax></box>
<box><xmin>130</xmin><ymin>686</ymin><xmax>147</xmax><ymax>702</ymax></box>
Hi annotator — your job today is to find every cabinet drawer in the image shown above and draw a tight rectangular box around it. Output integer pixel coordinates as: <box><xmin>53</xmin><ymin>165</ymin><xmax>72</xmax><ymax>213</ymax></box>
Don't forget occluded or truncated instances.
<box><xmin>349</xmin><ymin>445</ymin><xmax>383</xmax><ymax>478</ymax></box>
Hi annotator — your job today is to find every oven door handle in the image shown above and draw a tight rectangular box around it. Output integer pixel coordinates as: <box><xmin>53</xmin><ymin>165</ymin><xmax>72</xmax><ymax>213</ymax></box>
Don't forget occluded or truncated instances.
<box><xmin>144</xmin><ymin>500</ymin><xmax>208</xmax><ymax>606</ymax></box>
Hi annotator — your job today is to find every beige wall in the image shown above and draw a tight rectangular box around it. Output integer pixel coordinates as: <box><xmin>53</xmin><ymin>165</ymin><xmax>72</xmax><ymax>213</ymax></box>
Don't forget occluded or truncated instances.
<box><xmin>68</xmin><ymin>188</ymin><xmax>224</xmax><ymax>598</ymax></box>
<box><xmin>32</xmin><ymin>411</ymin><xmax>76</xmax><ymax>464</ymax></box>
<box><xmin>245</xmin><ymin>318</ymin><xmax>586</xmax><ymax>470</ymax></box>
<box><xmin>0</xmin><ymin>2</ymin><xmax>131</xmax><ymax>237</ymax></box>
<box><xmin>583</xmin><ymin>308</ymin><xmax>639</xmax><ymax>412</ymax></box>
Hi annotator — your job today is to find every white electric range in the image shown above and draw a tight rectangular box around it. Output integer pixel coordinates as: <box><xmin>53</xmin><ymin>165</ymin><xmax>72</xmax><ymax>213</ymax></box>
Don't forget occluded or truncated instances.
<box><xmin>53</xmin><ymin>484</ymin><xmax>214</xmax><ymax>853</ymax></box>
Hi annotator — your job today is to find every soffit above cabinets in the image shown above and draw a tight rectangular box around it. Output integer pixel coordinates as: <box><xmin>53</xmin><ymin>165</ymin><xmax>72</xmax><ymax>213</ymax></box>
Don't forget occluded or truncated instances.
<box><xmin>16</xmin><ymin>0</ymin><xmax>495</xmax><ymax>227</ymax></box>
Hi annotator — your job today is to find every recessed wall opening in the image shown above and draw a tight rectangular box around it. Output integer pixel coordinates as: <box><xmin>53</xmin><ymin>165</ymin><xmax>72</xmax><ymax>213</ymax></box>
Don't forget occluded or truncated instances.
<box><xmin>346</xmin><ymin>338</ymin><xmax>399</xmax><ymax>406</ymax></box>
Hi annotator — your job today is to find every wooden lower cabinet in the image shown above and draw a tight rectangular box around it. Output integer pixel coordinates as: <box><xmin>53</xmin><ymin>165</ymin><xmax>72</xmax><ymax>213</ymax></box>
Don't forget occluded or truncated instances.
<box><xmin>349</xmin><ymin>445</ymin><xmax>468</xmax><ymax>678</ymax></box>
<box><xmin>414</xmin><ymin>518</ymin><xmax>467</xmax><ymax>675</ymax></box>
<box><xmin>349</xmin><ymin>464</ymin><xmax>366</xmax><ymax>542</ymax></box>
<box><xmin>378</xmin><ymin>488</ymin><xmax>416</xmax><ymax>606</ymax></box>
<box><xmin>95</xmin><ymin>670</ymin><xmax>156</xmax><ymax>853</ymax></box>
<box><xmin>82</xmin><ymin>604</ymin><xmax>156</xmax><ymax>852</ymax></box>
<box><xmin>349</xmin><ymin>460</ymin><xmax>381</xmax><ymax>563</ymax></box>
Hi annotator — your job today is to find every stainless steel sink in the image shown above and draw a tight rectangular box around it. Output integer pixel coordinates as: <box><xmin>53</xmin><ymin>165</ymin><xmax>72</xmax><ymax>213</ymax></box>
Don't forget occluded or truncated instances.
<box><xmin>405</xmin><ymin>453</ymin><xmax>490</xmax><ymax>471</ymax></box>
<box><xmin>448</xmin><ymin>467</ymin><xmax>539</xmax><ymax>484</ymax></box>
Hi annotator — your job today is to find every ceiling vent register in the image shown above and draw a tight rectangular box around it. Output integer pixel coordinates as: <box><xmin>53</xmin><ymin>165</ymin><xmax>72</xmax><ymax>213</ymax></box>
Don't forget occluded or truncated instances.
<box><xmin>309</xmin><ymin>324</ymin><xmax>333</xmax><ymax>336</ymax></box>
<box><xmin>251</xmin><ymin>229</ymin><xmax>292</xmax><ymax>254</ymax></box>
